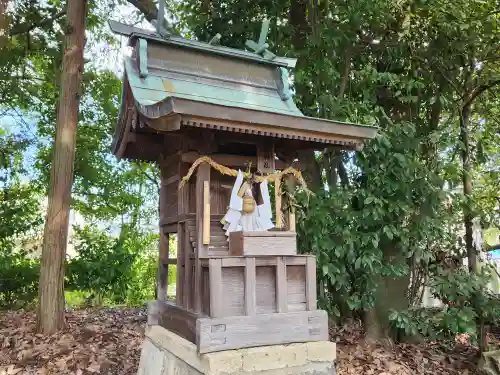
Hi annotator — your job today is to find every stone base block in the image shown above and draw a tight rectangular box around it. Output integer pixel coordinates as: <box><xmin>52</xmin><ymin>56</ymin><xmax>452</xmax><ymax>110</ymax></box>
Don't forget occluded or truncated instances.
<box><xmin>138</xmin><ymin>325</ymin><xmax>336</xmax><ymax>375</ymax></box>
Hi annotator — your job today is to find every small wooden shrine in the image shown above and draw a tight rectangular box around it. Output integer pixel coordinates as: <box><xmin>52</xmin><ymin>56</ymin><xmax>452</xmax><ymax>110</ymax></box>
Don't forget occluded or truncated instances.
<box><xmin>110</xmin><ymin>18</ymin><xmax>377</xmax><ymax>354</ymax></box>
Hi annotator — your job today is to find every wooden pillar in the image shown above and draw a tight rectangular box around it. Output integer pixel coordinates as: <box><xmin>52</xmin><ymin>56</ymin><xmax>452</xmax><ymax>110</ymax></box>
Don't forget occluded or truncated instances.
<box><xmin>183</xmin><ymin>223</ymin><xmax>192</xmax><ymax>308</ymax></box>
<box><xmin>244</xmin><ymin>257</ymin><xmax>256</xmax><ymax>315</ymax></box>
<box><xmin>305</xmin><ymin>256</ymin><xmax>317</xmax><ymax>310</ymax></box>
<box><xmin>158</xmin><ymin>164</ymin><xmax>169</xmax><ymax>301</ymax></box>
<box><xmin>195</xmin><ymin>163</ymin><xmax>210</xmax><ymax>313</ymax></box>
<box><xmin>276</xmin><ymin>256</ymin><xmax>287</xmax><ymax>313</ymax></box>
<box><xmin>157</xmin><ymin>231</ymin><xmax>170</xmax><ymax>301</ymax></box>
<box><xmin>209</xmin><ymin>258</ymin><xmax>223</xmax><ymax>317</ymax></box>
<box><xmin>176</xmin><ymin>222</ymin><xmax>184</xmax><ymax>306</ymax></box>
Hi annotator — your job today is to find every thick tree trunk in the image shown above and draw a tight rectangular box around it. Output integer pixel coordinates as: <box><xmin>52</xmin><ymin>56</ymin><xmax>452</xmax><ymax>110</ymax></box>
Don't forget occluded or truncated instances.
<box><xmin>37</xmin><ymin>0</ymin><xmax>87</xmax><ymax>334</ymax></box>
<box><xmin>364</xmin><ymin>247</ymin><xmax>411</xmax><ymax>344</ymax></box>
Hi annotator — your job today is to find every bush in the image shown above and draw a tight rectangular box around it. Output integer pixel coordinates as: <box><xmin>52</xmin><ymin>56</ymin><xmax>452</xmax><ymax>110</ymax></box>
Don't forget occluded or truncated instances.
<box><xmin>66</xmin><ymin>225</ymin><xmax>137</xmax><ymax>304</ymax></box>
<box><xmin>0</xmin><ymin>250</ymin><xmax>39</xmax><ymax>309</ymax></box>
<box><xmin>389</xmin><ymin>266</ymin><xmax>500</xmax><ymax>341</ymax></box>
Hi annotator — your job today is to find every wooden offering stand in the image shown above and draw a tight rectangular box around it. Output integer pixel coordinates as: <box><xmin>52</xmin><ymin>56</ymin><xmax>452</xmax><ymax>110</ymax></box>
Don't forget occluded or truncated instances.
<box><xmin>109</xmin><ymin>17</ymin><xmax>377</xmax><ymax>354</ymax></box>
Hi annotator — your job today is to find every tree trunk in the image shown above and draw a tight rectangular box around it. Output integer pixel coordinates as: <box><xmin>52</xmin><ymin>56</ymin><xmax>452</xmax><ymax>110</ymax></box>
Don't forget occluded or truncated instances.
<box><xmin>0</xmin><ymin>0</ymin><xmax>8</xmax><ymax>48</ymax></box>
<box><xmin>459</xmin><ymin>104</ymin><xmax>476</xmax><ymax>274</ymax></box>
<box><xmin>364</xmin><ymin>246</ymin><xmax>411</xmax><ymax>344</ymax></box>
<box><xmin>459</xmin><ymin>102</ymin><xmax>488</xmax><ymax>352</ymax></box>
<box><xmin>37</xmin><ymin>0</ymin><xmax>87</xmax><ymax>334</ymax></box>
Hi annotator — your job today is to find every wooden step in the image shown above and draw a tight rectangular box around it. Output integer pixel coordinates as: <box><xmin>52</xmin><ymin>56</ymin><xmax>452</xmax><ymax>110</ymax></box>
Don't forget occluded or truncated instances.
<box><xmin>189</xmin><ymin>235</ymin><xmax>227</xmax><ymax>243</ymax></box>
<box><xmin>187</xmin><ymin>226</ymin><xmax>225</xmax><ymax>235</ymax></box>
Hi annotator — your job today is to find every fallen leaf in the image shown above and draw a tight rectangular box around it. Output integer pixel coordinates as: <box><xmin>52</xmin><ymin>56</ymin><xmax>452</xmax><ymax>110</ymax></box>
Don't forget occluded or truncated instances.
<box><xmin>6</xmin><ymin>366</ymin><xmax>22</xmax><ymax>375</ymax></box>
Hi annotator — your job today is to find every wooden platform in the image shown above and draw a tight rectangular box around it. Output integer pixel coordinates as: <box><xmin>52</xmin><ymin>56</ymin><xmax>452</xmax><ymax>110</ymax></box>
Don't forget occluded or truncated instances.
<box><xmin>148</xmin><ymin>300</ymin><xmax>329</xmax><ymax>353</ymax></box>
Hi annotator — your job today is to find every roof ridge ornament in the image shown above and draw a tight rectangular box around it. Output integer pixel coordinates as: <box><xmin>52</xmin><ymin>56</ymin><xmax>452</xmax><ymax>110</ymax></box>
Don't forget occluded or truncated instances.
<box><xmin>208</xmin><ymin>33</ymin><xmax>222</xmax><ymax>46</ymax></box>
<box><xmin>152</xmin><ymin>0</ymin><xmax>170</xmax><ymax>39</ymax></box>
<box><xmin>245</xmin><ymin>19</ymin><xmax>276</xmax><ymax>60</ymax></box>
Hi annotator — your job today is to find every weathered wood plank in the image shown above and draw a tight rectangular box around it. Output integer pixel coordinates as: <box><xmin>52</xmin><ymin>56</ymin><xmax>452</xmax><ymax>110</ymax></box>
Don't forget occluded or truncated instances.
<box><xmin>209</xmin><ymin>258</ymin><xmax>223</xmax><ymax>318</ymax></box>
<box><xmin>229</xmin><ymin>231</ymin><xmax>296</xmax><ymax>256</ymax></box>
<box><xmin>180</xmin><ymin>152</ymin><xmax>287</xmax><ymax>171</ymax></box>
<box><xmin>157</xmin><ymin>232</ymin><xmax>170</xmax><ymax>301</ymax></box>
<box><xmin>162</xmin><ymin>258</ymin><xmax>177</xmax><ymax>265</ymax></box>
<box><xmin>220</xmin><ymin>256</ymin><xmax>308</xmax><ymax>267</ymax></box>
<box><xmin>158</xmin><ymin>164</ymin><xmax>170</xmax><ymax>301</ymax></box>
<box><xmin>256</xmin><ymin>266</ymin><xmax>276</xmax><ymax>314</ymax></box>
<box><xmin>162</xmin><ymin>223</ymin><xmax>177</xmax><ymax>234</ymax></box>
<box><xmin>306</xmin><ymin>256</ymin><xmax>317</xmax><ymax>311</ymax></box>
<box><xmin>229</xmin><ymin>231</ymin><xmax>297</xmax><ymax>237</ymax></box>
<box><xmin>176</xmin><ymin>223</ymin><xmax>184</xmax><ymax>306</ymax></box>
<box><xmin>221</xmin><ymin>267</ymin><xmax>245</xmax><ymax>316</ymax></box>
<box><xmin>195</xmin><ymin>163</ymin><xmax>210</xmax><ymax>312</ymax></box>
<box><xmin>183</xmin><ymin>223</ymin><xmax>192</xmax><ymax>308</ymax></box>
<box><xmin>244</xmin><ymin>257</ymin><xmax>256</xmax><ymax>315</ymax></box>
<box><xmin>163</xmin><ymin>174</ymin><xmax>180</xmax><ymax>186</ymax></box>
<box><xmin>287</xmin><ymin>265</ymin><xmax>306</xmax><ymax>312</ymax></box>
<box><xmin>276</xmin><ymin>256</ymin><xmax>287</xmax><ymax>313</ymax></box>
<box><xmin>151</xmin><ymin>300</ymin><xmax>203</xmax><ymax>344</ymax></box>
<box><xmin>203</xmin><ymin>181</ymin><xmax>210</xmax><ymax>245</ymax></box>
<box><xmin>196</xmin><ymin>310</ymin><xmax>328</xmax><ymax>353</ymax></box>
<box><xmin>257</xmin><ymin>142</ymin><xmax>275</xmax><ymax>174</ymax></box>
<box><xmin>160</xmin><ymin>214</ymin><xmax>196</xmax><ymax>226</ymax></box>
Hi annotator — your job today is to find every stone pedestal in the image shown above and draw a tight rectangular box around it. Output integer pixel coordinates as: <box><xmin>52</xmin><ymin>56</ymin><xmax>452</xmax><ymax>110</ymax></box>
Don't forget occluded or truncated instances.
<box><xmin>138</xmin><ymin>325</ymin><xmax>336</xmax><ymax>375</ymax></box>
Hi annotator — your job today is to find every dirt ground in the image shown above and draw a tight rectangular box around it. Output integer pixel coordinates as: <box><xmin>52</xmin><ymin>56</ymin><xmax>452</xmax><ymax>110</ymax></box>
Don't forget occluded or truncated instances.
<box><xmin>0</xmin><ymin>308</ymin><xmax>491</xmax><ymax>375</ymax></box>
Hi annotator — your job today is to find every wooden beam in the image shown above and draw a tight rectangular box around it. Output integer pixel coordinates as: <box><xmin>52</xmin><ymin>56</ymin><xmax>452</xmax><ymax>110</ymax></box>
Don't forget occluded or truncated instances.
<box><xmin>257</xmin><ymin>142</ymin><xmax>275</xmax><ymax>174</ymax></box>
<box><xmin>195</xmin><ymin>163</ymin><xmax>210</xmax><ymax>312</ymax></box>
<box><xmin>203</xmin><ymin>181</ymin><xmax>210</xmax><ymax>245</ymax></box>
<box><xmin>305</xmin><ymin>257</ymin><xmax>317</xmax><ymax>311</ymax></box>
<box><xmin>158</xmin><ymin>163</ymin><xmax>169</xmax><ymax>301</ymax></box>
<box><xmin>218</xmin><ymin>256</ymin><xmax>308</xmax><ymax>268</ymax></box>
<box><xmin>162</xmin><ymin>223</ymin><xmax>177</xmax><ymax>234</ymax></box>
<box><xmin>162</xmin><ymin>174</ymin><xmax>180</xmax><ymax>186</ymax></box>
<box><xmin>176</xmin><ymin>222</ymin><xmax>184</xmax><ymax>306</ymax></box>
<box><xmin>244</xmin><ymin>257</ymin><xmax>256</xmax><ymax>316</ymax></box>
<box><xmin>197</xmin><ymin>310</ymin><xmax>329</xmax><ymax>353</ymax></box>
<box><xmin>157</xmin><ymin>232</ymin><xmax>170</xmax><ymax>301</ymax></box>
<box><xmin>115</xmin><ymin>108</ymin><xmax>133</xmax><ymax>158</ymax></box>
<box><xmin>183</xmin><ymin>223</ymin><xmax>192</xmax><ymax>309</ymax></box>
<box><xmin>276</xmin><ymin>256</ymin><xmax>287</xmax><ymax>313</ymax></box>
<box><xmin>181</xmin><ymin>151</ymin><xmax>288</xmax><ymax>170</ymax></box>
<box><xmin>160</xmin><ymin>214</ymin><xmax>197</xmax><ymax>226</ymax></box>
<box><xmin>151</xmin><ymin>300</ymin><xmax>203</xmax><ymax>344</ymax></box>
<box><xmin>162</xmin><ymin>258</ymin><xmax>177</xmax><ymax>265</ymax></box>
<box><xmin>208</xmin><ymin>258</ymin><xmax>223</xmax><ymax>318</ymax></box>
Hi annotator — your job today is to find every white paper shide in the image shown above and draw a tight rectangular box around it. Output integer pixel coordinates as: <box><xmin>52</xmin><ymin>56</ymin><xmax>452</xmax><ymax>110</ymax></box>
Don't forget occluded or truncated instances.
<box><xmin>221</xmin><ymin>170</ymin><xmax>274</xmax><ymax>236</ymax></box>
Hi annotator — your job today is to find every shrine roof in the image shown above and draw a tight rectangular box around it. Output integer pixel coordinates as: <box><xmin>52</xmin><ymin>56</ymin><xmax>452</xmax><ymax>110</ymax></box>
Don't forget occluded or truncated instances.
<box><xmin>109</xmin><ymin>21</ymin><xmax>297</xmax><ymax>68</ymax></box>
<box><xmin>110</xmin><ymin>20</ymin><xmax>378</xmax><ymax>159</ymax></box>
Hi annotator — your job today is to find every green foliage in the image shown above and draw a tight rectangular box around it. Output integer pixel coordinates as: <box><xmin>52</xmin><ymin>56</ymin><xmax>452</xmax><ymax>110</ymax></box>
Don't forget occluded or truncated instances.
<box><xmin>0</xmin><ymin>130</ymin><xmax>43</xmax><ymax>309</ymax></box>
<box><xmin>66</xmin><ymin>226</ymin><xmax>137</xmax><ymax>302</ymax></box>
<box><xmin>0</xmin><ymin>250</ymin><xmax>40</xmax><ymax>309</ymax></box>
<box><xmin>389</xmin><ymin>266</ymin><xmax>500</xmax><ymax>340</ymax></box>
<box><xmin>297</xmin><ymin>122</ymin><xmax>445</xmax><ymax>322</ymax></box>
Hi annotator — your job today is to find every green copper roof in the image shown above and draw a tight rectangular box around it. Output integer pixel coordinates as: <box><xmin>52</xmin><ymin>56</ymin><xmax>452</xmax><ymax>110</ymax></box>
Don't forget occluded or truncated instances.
<box><xmin>109</xmin><ymin>20</ymin><xmax>297</xmax><ymax>69</ymax></box>
<box><xmin>122</xmin><ymin>38</ymin><xmax>304</xmax><ymax>117</ymax></box>
<box><xmin>110</xmin><ymin>19</ymin><xmax>378</xmax><ymax>155</ymax></box>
